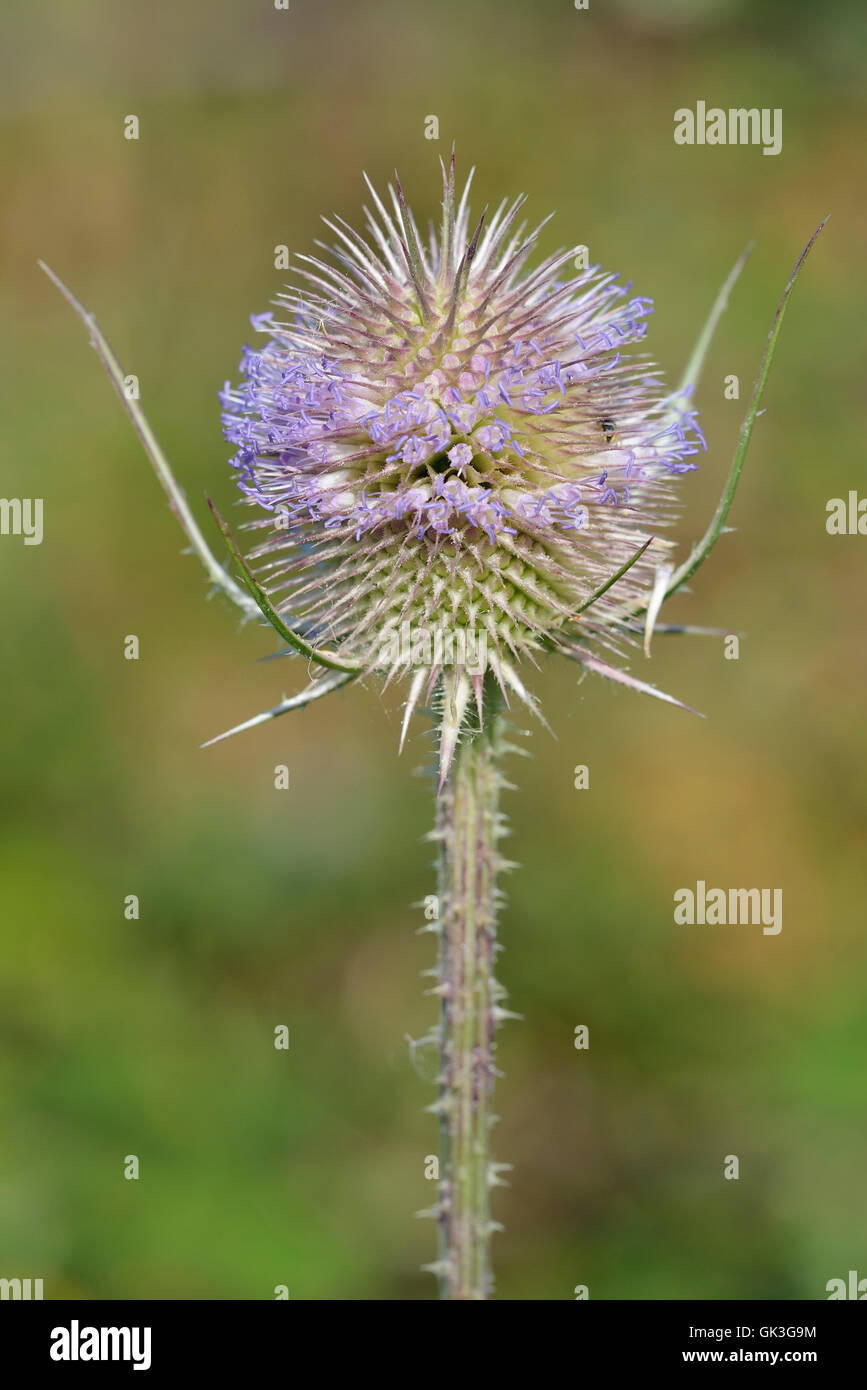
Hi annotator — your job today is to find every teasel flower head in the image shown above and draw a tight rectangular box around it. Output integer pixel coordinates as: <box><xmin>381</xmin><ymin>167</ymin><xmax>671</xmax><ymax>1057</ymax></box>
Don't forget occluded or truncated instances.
<box><xmin>218</xmin><ymin>156</ymin><xmax>708</xmax><ymax>783</ymax></box>
<box><xmin>43</xmin><ymin>168</ymin><xmax>823</xmax><ymax>792</ymax></box>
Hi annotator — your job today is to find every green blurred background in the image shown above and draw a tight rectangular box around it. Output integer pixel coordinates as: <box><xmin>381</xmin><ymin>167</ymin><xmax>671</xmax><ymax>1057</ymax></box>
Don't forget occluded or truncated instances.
<box><xmin>1</xmin><ymin>0</ymin><xmax>865</xmax><ymax>1300</ymax></box>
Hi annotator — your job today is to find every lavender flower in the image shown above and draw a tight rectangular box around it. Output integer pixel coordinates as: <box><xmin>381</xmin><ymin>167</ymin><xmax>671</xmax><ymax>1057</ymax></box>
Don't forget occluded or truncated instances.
<box><xmin>219</xmin><ymin>157</ymin><xmax>705</xmax><ymax>783</ymax></box>
<box><xmin>42</xmin><ymin>180</ymin><xmax>824</xmax><ymax>1302</ymax></box>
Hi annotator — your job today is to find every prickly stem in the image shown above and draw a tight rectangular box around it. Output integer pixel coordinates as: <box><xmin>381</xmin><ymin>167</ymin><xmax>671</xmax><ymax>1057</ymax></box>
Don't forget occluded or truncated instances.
<box><xmin>431</xmin><ymin>676</ymin><xmax>510</xmax><ymax>1299</ymax></box>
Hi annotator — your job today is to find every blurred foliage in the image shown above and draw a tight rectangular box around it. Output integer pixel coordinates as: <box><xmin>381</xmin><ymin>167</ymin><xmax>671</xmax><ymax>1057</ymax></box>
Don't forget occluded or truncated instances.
<box><xmin>1</xmin><ymin>0</ymin><xmax>865</xmax><ymax>1299</ymax></box>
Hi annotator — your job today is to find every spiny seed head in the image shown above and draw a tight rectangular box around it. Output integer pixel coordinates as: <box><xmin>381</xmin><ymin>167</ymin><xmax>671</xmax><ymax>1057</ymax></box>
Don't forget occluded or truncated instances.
<box><xmin>220</xmin><ymin>158</ymin><xmax>704</xmax><ymax>782</ymax></box>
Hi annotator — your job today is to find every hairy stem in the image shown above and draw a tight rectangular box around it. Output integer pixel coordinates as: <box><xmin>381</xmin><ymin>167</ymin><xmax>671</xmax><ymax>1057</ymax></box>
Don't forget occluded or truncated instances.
<box><xmin>432</xmin><ymin>700</ymin><xmax>510</xmax><ymax>1299</ymax></box>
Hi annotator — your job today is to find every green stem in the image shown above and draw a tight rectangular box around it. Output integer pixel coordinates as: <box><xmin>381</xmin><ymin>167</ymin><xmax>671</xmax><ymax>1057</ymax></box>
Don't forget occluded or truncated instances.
<box><xmin>433</xmin><ymin>701</ymin><xmax>509</xmax><ymax>1299</ymax></box>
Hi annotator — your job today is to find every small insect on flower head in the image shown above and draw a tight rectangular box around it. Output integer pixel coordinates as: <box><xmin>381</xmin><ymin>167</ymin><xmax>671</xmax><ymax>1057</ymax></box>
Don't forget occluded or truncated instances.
<box><xmin>220</xmin><ymin>155</ymin><xmax>705</xmax><ymax>784</ymax></box>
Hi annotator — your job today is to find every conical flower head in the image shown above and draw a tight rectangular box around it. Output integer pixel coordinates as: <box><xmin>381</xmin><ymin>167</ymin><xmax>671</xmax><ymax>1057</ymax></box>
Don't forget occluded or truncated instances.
<box><xmin>221</xmin><ymin>158</ymin><xmax>704</xmax><ymax>781</ymax></box>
